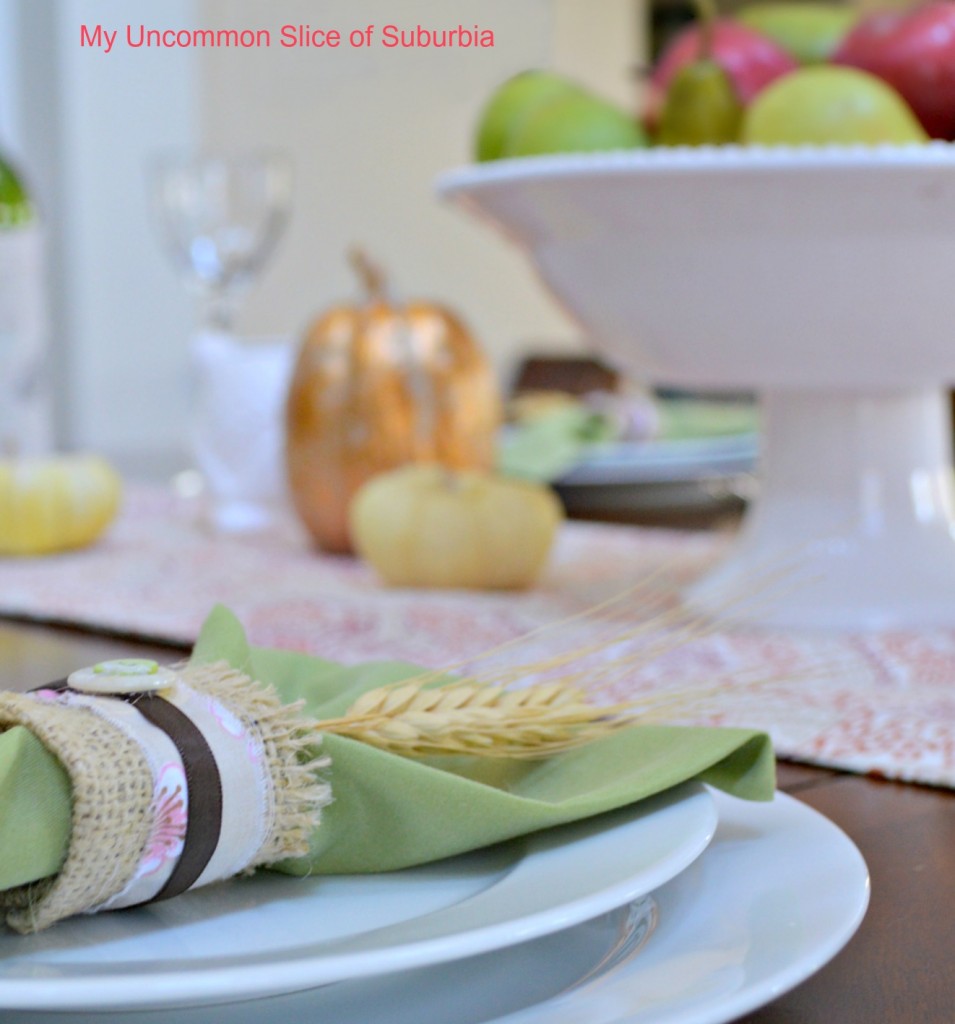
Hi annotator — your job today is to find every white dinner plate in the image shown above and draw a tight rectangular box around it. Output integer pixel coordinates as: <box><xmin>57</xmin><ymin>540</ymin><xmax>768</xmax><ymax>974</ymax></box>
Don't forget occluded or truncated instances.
<box><xmin>0</xmin><ymin>783</ymin><xmax>716</xmax><ymax>1011</ymax></box>
<box><xmin>4</xmin><ymin>789</ymin><xmax>869</xmax><ymax>1024</ymax></box>
<box><xmin>498</xmin><ymin>789</ymin><xmax>870</xmax><ymax>1024</ymax></box>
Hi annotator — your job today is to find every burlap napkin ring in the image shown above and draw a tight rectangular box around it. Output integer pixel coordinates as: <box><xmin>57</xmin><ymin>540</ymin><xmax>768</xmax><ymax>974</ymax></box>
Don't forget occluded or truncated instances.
<box><xmin>0</xmin><ymin>659</ymin><xmax>330</xmax><ymax>934</ymax></box>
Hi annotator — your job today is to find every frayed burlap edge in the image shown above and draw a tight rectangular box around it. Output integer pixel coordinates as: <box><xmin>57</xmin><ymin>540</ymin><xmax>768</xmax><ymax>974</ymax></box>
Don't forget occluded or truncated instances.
<box><xmin>179</xmin><ymin>661</ymin><xmax>331</xmax><ymax>867</ymax></box>
<box><xmin>0</xmin><ymin>693</ymin><xmax>154</xmax><ymax>935</ymax></box>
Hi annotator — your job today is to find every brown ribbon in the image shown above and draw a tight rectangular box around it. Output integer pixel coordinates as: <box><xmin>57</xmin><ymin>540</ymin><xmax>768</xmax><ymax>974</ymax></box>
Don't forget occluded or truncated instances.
<box><xmin>127</xmin><ymin>694</ymin><xmax>223</xmax><ymax>903</ymax></box>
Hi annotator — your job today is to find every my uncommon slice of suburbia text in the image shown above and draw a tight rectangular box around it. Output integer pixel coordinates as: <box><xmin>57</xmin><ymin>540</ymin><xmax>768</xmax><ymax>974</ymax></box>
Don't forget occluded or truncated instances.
<box><xmin>80</xmin><ymin>24</ymin><xmax>495</xmax><ymax>53</ymax></box>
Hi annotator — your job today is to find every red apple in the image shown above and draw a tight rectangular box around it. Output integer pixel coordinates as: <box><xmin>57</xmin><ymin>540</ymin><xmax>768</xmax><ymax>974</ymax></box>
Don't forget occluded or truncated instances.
<box><xmin>834</xmin><ymin>1</ymin><xmax>955</xmax><ymax>140</ymax></box>
<box><xmin>647</xmin><ymin>20</ymin><xmax>798</xmax><ymax>126</ymax></box>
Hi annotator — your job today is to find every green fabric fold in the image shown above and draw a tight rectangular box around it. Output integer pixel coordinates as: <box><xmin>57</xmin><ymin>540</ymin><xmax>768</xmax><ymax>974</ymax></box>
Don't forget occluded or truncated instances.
<box><xmin>0</xmin><ymin>605</ymin><xmax>775</xmax><ymax>893</ymax></box>
<box><xmin>0</xmin><ymin>726</ymin><xmax>71</xmax><ymax>889</ymax></box>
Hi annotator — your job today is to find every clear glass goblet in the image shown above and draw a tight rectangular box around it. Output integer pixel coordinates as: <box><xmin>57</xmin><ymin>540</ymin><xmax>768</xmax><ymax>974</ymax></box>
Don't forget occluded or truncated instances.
<box><xmin>148</xmin><ymin>151</ymin><xmax>294</xmax><ymax>532</ymax></box>
<box><xmin>149</xmin><ymin>151</ymin><xmax>293</xmax><ymax>331</ymax></box>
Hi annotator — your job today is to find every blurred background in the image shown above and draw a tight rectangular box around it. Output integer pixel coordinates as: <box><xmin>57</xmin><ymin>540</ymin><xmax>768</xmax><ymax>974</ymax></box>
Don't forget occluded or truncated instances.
<box><xmin>2</xmin><ymin>0</ymin><xmax>949</xmax><ymax>611</ymax></box>
<box><xmin>0</xmin><ymin>0</ymin><xmax>651</xmax><ymax>472</ymax></box>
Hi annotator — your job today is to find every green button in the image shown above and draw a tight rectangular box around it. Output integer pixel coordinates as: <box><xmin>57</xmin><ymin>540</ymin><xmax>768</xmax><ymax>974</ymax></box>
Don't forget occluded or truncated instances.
<box><xmin>93</xmin><ymin>659</ymin><xmax>160</xmax><ymax>676</ymax></box>
<box><xmin>68</xmin><ymin>661</ymin><xmax>176</xmax><ymax>696</ymax></box>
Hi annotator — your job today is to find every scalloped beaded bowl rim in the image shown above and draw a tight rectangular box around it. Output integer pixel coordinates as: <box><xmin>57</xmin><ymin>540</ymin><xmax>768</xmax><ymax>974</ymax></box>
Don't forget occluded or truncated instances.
<box><xmin>435</xmin><ymin>141</ymin><xmax>955</xmax><ymax>194</ymax></box>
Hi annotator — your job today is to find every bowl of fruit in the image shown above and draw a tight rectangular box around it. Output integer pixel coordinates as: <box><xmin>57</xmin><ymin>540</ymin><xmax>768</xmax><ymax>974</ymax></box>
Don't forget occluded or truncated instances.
<box><xmin>437</xmin><ymin>2</ymin><xmax>955</xmax><ymax>631</ymax></box>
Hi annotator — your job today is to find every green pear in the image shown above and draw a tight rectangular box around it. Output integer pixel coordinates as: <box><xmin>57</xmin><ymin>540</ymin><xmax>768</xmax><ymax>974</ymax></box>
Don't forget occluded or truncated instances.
<box><xmin>506</xmin><ymin>90</ymin><xmax>647</xmax><ymax>158</ymax></box>
<box><xmin>474</xmin><ymin>71</ymin><xmax>582</xmax><ymax>162</ymax></box>
<box><xmin>655</xmin><ymin>0</ymin><xmax>743</xmax><ymax>147</ymax></box>
<box><xmin>742</xmin><ymin>66</ymin><xmax>929</xmax><ymax>145</ymax></box>
<box><xmin>736</xmin><ymin>3</ymin><xmax>859</xmax><ymax>65</ymax></box>
<box><xmin>657</xmin><ymin>60</ymin><xmax>742</xmax><ymax>146</ymax></box>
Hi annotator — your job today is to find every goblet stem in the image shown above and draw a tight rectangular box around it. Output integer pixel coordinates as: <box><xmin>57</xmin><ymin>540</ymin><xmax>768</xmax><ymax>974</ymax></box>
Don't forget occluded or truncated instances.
<box><xmin>188</xmin><ymin>330</ymin><xmax>296</xmax><ymax>533</ymax></box>
<box><xmin>202</xmin><ymin>287</ymin><xmax>238</xmax><ymax>334</ymax></box>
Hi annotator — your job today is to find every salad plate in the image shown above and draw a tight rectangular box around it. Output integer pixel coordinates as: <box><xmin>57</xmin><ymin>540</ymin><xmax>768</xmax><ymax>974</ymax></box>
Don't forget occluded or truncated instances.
<box><xmin>557</xmin><ymin>433</ymin><xmax>757</xmax><ymax>486</ymax></box>
<box><xmin>6</xmin><ymin>788</ymin><xmax>869</xmax><ymax>1024</ymax></box>
<box><xmin>0</xmin><ymin>782</ymin><xmax>715</xmax><ymax>1010</ymax></box>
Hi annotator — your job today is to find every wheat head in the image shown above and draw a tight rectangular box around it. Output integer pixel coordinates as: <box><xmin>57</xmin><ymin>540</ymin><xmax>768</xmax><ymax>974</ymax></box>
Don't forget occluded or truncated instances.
<box><xmin>318</xmin><ymin>678</ymin><xmax>636</xmax><ymax>758</ymax></box>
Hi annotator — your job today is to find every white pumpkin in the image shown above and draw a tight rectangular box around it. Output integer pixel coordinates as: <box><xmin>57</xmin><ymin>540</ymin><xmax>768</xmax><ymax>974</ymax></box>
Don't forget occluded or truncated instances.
<box><xmin>350</xmin><ymin>464</ymin><xmax>563</xmax><ymax>590</ymax></box>
<box><xmin>0</xmin><ymin>455</ymin><xmax>122</xmax><ymax>555</ymax></box>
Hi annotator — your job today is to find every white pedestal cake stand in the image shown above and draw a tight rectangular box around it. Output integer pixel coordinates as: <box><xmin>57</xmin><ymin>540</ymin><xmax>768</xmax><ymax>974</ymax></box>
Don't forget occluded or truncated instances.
<box><xmin>438</xmin><ymin>145</ymin><xmax>955</xmax><ymax>630</ymax></box>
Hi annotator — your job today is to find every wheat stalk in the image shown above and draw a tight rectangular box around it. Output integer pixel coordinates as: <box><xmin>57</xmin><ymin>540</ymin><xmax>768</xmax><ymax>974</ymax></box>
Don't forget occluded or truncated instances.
<box><xmin>319</xmin><ymin>678</ymin><xmax>638</xmax><ymax>758</ymax></box>
<box><xmin>317</xmin><ymin>658</ymin><xmax>842</xmax><ymax>759</ymax></box>
<box><xmin>318</xmin><ymin>541</ymin><xmax>854</xmax><ymax>760</ymax></box>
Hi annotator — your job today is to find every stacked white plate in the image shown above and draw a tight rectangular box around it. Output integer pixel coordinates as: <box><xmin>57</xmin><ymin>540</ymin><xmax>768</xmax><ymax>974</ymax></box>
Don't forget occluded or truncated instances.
<box><xmin>0</xmin><ymin>781</ymin><xmax>869</xmax><ymax>1023</ymax></box>
<box><xmin>554</xmin><ymin>434</ymin><xmax>758</xmax><ymax>520</ymax></box>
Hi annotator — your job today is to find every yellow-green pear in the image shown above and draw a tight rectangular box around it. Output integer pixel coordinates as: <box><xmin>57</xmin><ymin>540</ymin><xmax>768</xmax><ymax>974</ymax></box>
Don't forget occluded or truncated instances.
<box><xmin>737</xmin><ymin>3</ymin><xmax>859</xmax><ymax>65</ymax></box>
<box><xmin>474</xmin><ymin>71</ymin><xmax>582</xmax><ymax>162</ymax></box>
<box><xmin>506</xmin><ymin>90</ymin><xmax>647</xmax><ymax>158</ymax></box>
<box><xmin>742</xmin><ymin>66</ymin><xmax>929</xmax><ymax>145</ymax></box>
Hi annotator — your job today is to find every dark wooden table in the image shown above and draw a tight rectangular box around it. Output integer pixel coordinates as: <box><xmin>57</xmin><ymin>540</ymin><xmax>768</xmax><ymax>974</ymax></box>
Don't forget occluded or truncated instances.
<box><xmin>0</xmin><ymin>619</ymin><xmax>952</xmax><ymax>1022</ymax></box>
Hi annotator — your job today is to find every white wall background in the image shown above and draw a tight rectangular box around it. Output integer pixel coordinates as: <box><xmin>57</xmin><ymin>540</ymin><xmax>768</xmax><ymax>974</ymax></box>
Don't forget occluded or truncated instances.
<box><xmin>1</xmin><ymin>0</ymin><xmax>643</xmax><ymax>469</ymax></box>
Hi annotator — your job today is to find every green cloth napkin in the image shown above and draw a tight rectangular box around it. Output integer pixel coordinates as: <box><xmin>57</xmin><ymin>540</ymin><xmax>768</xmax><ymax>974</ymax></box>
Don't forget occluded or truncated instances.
<box><xmin>498</xmin><ymin>398</ymin><xmax>759</xmax><ymax>483</ymax></box>
<box><xmin>498</xmin><ymin>405</ymin><xmax>618</xmax><ymax>482</ymax></box>
<box><xmin>0</xmin><ymin>606</ymin><xmax>775</xmax><ymax>891</ymax></box>
<box><xmin>0</xmin><ymin>726</ymin><xmax>72</xmax><ymax>888</ymax></box>
<box><xmin>656</xmin><ymin>398</ymin><xmax>758</xmax><ymax>441</ymax></box>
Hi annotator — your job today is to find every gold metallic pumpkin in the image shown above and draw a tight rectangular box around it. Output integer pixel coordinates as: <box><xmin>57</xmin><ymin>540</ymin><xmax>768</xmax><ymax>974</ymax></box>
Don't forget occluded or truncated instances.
<box><xmin>286</xmin><ymin>251</ymin><xmax>501</xmax><ymax>553</ymax></box>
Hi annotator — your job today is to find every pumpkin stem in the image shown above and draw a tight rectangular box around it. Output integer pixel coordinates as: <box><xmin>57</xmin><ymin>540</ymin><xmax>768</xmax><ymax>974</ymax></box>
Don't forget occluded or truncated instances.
<box><xmin>348</xmin><ymin>247</ymin><xmax>388</xmax><ymax>303</ymax></box>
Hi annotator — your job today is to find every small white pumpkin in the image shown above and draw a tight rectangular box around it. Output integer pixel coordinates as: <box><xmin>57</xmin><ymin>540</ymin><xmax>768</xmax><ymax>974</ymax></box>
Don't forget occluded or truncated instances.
<box><xmin>0</xmin><ymin>455</ymin><xmax>122</xmax><ymax>555</ymax></box>
<box><xmin>350</xmin><ymin>464</ymin><xmax>563</xmax><ymax>590</ymax></box>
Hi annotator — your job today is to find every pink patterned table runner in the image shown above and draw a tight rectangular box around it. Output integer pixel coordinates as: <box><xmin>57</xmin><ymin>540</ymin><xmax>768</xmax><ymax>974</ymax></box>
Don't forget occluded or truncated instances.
<box><xmin>0</xmin><ymin>485</ymin><xmax>952</xmax><ymax>788</ymax></box>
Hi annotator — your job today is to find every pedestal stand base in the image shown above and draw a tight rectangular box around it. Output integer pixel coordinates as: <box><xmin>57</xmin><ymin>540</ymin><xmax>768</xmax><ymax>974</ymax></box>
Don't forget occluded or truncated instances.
<box><xmin>683</xmin><ymin>390</ymin><xmax>955</xmax><ymax>631</ymax></box>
